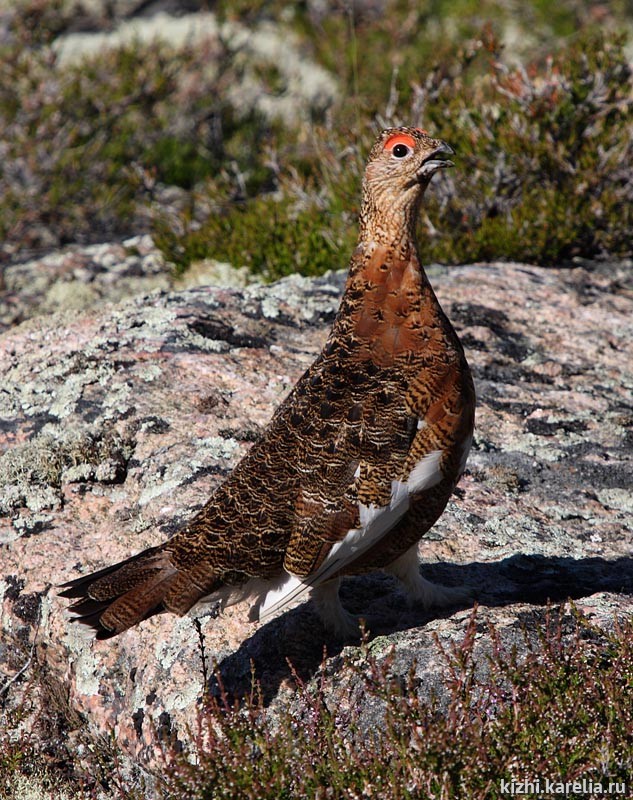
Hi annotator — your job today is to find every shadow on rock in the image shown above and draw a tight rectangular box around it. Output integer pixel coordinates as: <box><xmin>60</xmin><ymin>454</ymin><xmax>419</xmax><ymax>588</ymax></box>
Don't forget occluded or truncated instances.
<box><xmin>209</xmin><ymin>553</ymin><xmax>633</xmax><ymax>705</ymax></box>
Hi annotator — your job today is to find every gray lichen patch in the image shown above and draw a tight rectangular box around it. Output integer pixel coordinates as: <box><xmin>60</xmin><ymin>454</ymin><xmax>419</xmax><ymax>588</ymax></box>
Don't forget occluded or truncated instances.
<box><xmin>2</xmin><ymin>352</ymin><xmax>107</xmax><ymax>423</ymax></box>
<box><xmin>241</xmin><ymin>271</ymin><xmax>344</xmax><ymax>325</ymax></box>
<box><xmin>1</xmin><ymin>775</ymin><xmax>74</xmax><ymax>800</ymax></box>
<box><xmin>174</xmin><ymin>259</ymin><xmax>252</xmax><ymax>290</ymax></box>
<box><xmin>596</xmin><ymin>488</ymin><xmax>633</xmax><ymax>519</ymax></box>
<box><xmin>1</xmin><ymin>236</ymin><xmax>172</xmax><ymax>332</ymax></box>
<box><xmin>0</xmin><ymin>425</ymin><xmax>135</xmax><ymax>516</ymax></box>
<box><xmin>137</xmin><ymin>436</ymin><xmax>241</xmax><ymax>506</ymax></box>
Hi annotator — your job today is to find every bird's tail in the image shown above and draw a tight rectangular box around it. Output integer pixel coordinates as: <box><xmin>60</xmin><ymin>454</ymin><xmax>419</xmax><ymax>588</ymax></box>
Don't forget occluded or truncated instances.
<box><xmin>59</xmin><ymin>546</ymin><xmax>219</xmax><ymax>639</ymax></box>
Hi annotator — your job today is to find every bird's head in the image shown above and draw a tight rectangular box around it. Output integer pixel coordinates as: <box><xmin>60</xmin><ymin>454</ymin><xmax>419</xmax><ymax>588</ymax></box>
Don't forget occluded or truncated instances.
<box><xmin>360</xmin><ymin>127</ymin><xmax>454</xmax><ymax>244</ymax></box>
<box><xmin>366</xmin><ymin>126</ymin><xmax>454</xmax><ymax>190</ymax></box>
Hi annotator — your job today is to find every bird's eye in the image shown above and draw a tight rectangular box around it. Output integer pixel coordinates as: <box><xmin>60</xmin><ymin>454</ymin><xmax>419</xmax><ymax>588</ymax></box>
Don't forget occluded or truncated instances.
<box><xmin>383</xmin><ymin>133</ymin><xmax>416</xmax><ymax>157</ymax></box>
<box><xmin>392</xmin><ymin>144</ymin><xmax>411</xmax><ymax>158</ymax></box>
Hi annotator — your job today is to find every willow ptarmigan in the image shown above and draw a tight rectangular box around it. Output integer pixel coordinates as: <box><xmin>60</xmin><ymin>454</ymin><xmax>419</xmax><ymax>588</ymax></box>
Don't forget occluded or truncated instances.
<box><xmin>61</xmin><ymin>127</ymin><xmax>476</xmax><ymax>640</ymax></box>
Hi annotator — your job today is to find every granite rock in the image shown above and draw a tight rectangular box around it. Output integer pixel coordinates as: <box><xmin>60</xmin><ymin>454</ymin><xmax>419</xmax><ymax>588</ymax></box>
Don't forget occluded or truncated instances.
<box><xmin>1</xmin><ymin>257</ymin><xmax>632</xmax><ymax>784</ymax></box>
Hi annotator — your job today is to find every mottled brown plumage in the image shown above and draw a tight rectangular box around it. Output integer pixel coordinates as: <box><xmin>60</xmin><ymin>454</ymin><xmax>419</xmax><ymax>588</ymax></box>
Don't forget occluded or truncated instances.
<box><xmin>60</xmin><ymin>127</ymin><xmax>476</xmax><ymax>639</ymax></box>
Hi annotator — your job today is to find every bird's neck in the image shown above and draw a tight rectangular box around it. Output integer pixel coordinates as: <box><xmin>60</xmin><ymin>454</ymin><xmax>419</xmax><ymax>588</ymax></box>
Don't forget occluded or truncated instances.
<box><xmin>347</xmin><ymin>211</ymin><xmax>429</xmax><ymax>294</ymax></box>
<box><xmin>357</xmin><ymin>182</ymin><xmax>424</xmax><ymax>252</ymax></box>
<box><xmin>327</xmin><ymin>185</ymin><xmax>449</xmax><ymax>365</ymax></box>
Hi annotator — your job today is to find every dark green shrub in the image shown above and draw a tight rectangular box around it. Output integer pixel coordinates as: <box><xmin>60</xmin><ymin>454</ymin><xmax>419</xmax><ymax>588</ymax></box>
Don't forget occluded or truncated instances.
<box><xmin>154</xmin><ymin>193</ymin><xmax>357</xmax><ymax>281</ymax></box>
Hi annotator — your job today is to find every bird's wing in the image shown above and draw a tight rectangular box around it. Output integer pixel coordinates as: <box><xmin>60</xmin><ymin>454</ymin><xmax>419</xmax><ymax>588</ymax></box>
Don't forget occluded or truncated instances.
<box><xmin>257</xmin><ymin>354</ymin><xmax>448</xmax><ymax>622</ymax></box>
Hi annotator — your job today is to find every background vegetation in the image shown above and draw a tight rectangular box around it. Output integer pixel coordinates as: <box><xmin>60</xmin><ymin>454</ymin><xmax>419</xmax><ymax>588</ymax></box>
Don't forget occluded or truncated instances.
<box><xmin>0</xmin><ymin>0</ymin><xmax>631</xmax><ymax>276</ymax></box>
<box><xmin>159</xmin><ymin>610</ymin><xmax>633</xmax><ymax>800</ymax></box>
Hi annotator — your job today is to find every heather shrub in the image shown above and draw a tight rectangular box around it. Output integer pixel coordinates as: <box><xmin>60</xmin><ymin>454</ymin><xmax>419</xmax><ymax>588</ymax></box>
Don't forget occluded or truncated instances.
<box><xmin>413</xmin><ymin>29</ymin><xmax>633</xmax><ymax>264</ymax></box>
<box><xmin>161</xmin><ymin>610</ymin><xmax>633</xmax><ymax>800</ymax></box>
<box><xmin>2</xmin><ymin>603</ymin><xmax>630</xmax><ymax>798</ymax></box>
<box><xmin>1</xmin><ymin>3</ymin><xmax>631</xmax><ymax>272</ymax></box>
<box><xmin>154</xmin><ymin>27</ymin><xmax>633</xmax><ymax>277</ymax></box>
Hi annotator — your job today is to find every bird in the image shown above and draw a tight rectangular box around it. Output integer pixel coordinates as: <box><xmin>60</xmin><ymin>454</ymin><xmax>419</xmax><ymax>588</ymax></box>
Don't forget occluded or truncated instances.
<box><xmin>60</xmin><ymin>126</ymin><xmax>476</xmax><ymax>641</ymax></box>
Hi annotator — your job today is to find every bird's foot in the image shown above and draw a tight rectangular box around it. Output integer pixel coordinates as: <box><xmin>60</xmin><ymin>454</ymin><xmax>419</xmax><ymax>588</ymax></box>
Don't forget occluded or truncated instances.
<box><xmin>311</xmin><ymin>580</ymin><xmax>364</xmax><ymax>639</ymax></box>
<box><xmin>404</xmin><ymin>576</ymin><xmax>475</xmax><ymax>610</ymax></box>
<box><xmin>386</xmin><ymin>546</ymin><xmax>475</xmax><ymax>610</ymax></box>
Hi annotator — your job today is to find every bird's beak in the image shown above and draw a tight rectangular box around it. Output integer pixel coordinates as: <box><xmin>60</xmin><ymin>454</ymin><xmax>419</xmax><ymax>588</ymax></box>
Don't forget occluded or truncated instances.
<box><xmin>417</xmin><ymin>141</ymin><xmax>455</xmax><ymax>179</ymax></box>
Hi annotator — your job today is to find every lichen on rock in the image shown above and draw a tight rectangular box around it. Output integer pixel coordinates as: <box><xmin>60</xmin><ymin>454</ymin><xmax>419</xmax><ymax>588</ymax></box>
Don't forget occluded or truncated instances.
<box><xmin>0</xmin><ymin>256</ymin><xmax>632</xmax><ymax>787</ymax></box>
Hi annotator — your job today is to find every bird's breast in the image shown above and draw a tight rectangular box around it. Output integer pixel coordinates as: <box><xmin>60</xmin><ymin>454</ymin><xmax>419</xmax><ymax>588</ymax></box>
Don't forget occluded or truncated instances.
<box><xmin>344</xmin><ymin>248</ymin><xmax>450</xmax><ymax>368</ymax></box>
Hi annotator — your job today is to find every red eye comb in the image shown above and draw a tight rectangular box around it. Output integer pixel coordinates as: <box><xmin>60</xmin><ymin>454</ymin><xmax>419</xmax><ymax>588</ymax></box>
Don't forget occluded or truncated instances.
<box><xmin>384</xmin><ymin>133</ymin><xmax>417</xmax><ymax>150</ymax></box>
